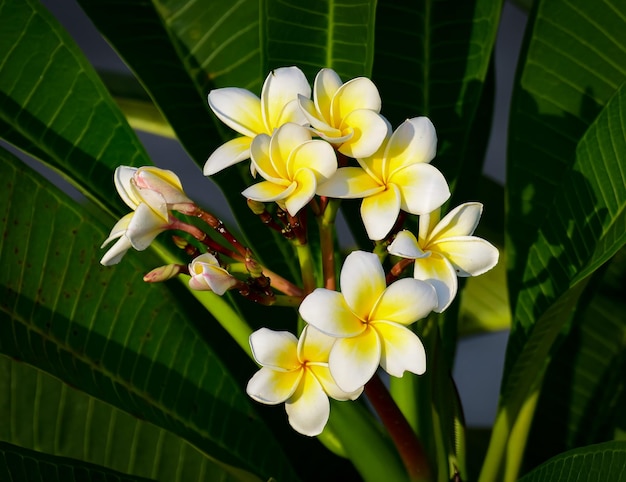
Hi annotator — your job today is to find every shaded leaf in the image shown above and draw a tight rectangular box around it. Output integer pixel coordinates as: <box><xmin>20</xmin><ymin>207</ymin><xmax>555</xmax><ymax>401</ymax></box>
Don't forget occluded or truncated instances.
<box><xmin>0</xmin><ymin>147</ymin><xmax>297</xmax><ymax>481</ymax></box>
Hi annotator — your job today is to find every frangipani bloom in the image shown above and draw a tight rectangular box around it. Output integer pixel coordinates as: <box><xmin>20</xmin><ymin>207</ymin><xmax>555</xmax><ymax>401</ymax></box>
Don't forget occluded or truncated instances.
<box><xmin>317</xmin><ymin>117</ymin><xmax>450</xmax><ymax>240</ymax></box>
<box><xmin>297</xmin><ymin>68</ymin><xmax>389</xmax><ymax>158</ymax></box>
<box><xmin>388</xmin><ymin>202</ymin><xmax>499</xmax><ymax>312</ymax></box>
<box><xmin>299</xmin><ymin>251</ymin><xmax>437</xmax><ymax>393</ymax></box>
<box><xmin>242</xmin><ymin>123</ymin><xmax>337</xmax><ymax>216</ymax></box>
<box><xmin>204</xmin><ymin>66</ymin><xmax>311</xmax><ymax>176</ymax></box>
<box><xmin>188</xmin><ymin>253</ymin><xmax>238</xmax><ymax>295</ymax></box>
<box><xmin>247</xmin><ymin>325</ymin><xmax>362</xmax><ymax>436</ymax></box>
<box><xmin>101</xmin><ymin>166</ymin><xmax>191</xmax><ymax>266</ymax></box>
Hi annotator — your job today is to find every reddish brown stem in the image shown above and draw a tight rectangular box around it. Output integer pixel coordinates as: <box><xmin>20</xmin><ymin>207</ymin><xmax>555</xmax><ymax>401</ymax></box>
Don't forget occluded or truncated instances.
<box><xmin>386</xmin><ymin>258</ymin><xmax>415</xmax><ymax>284</ymax></box>
<box><xmin>364</xmin><ymin>373</ymin><xmax>432</xmax><ymax>481</ymax></box>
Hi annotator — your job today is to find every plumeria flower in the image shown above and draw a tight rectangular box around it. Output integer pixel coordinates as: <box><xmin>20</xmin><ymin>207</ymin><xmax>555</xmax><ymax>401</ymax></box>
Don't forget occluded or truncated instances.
<box><xmin>101</xmin><ymin>166</ymin><xmax>191</xmax><ymax>266</ymax></box>
<box><xmin>388</xmin><ymin>202</ymin><xmax>499</xmax><ymax>312</ymax></box>
<box><xmin>299</xmin><ymin>251</ymin><xmax>437</xmax><ymax>393</ymax></box>
<box><xmin>188</xmin><ymin>253</ymin><xmax>238</xmax><ymax>295</ymax></box>
<box><xmin>297</xmin><ymin>68</ymin><xmax>389</xmax><ymax>158</ymax></box>
<box><xmin>204</xmin><ymin>66</ymin><xmax>311</xmax><ymax>176</ymax></box>
<box><xmin>317</xmin><ymin>117</ymin><xmax>450</xmax><ymax>241</ymax></box>
<box><xmin>241</xmin><ymin>123</ymin><xmax>337</xmax><ymax>216</ymax></box>
<box><xmin>246</xmin><ymin>325</ymin><xmax>362</xmax><ymax>437</ymax></box>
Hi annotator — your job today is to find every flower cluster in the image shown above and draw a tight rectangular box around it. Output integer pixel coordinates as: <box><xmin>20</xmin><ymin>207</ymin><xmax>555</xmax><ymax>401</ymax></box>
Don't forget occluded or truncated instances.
<box><xmin>101</xmin><ymin>66</ymin><xmax>499</xmax><ymax>437</ymax></box>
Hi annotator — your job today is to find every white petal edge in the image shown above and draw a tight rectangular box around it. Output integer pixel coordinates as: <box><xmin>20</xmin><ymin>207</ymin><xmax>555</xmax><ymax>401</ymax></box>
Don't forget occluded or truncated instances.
<box><xmin>261</xmin><ymin>66</ymin><xmax>311</xmax><ymax>130</ymax></box>
<box><xmin>204</xmin><ymin>137</ymin><xmax>253</xmax><ymax>176</ymax></box>
<box><xmin>360</xmin><ymin>184</ymin><xmax>402</xmax><ymax>240</ymax></box>
<box><xmin>339</xmin><ymin>251</ymin><xmax>387</xmax><ymax>321</ymax></box>
<box><xmin>388</xmin><ymin>230</ymin><xmax>429</xmax><ymax>259</ymax></box>
<box><xmin>374</xmin><ymin>321</ymin><xmax>426</xmax><ymax>377</ymax></box>
<box><xmin>208</xmin><ymin>88</ymin><xmax>264</xmax><ymax>137</ymax></box>
<box><xmin>370</xmin><ymin>278</ymin><xmax>437</xmax><ymax>325</ymax></box>
<box><xmin>285</xmin><ymin>371</ymin><xmax>330</xmax><ymax>436</ymax></box>
<box><xmin>428</xmin><ymin>202</ymin><xmax>483</xmax><ymax>242</ymax></box>
<box><xmin>246</xmin><ymin>367</ymin><xmax>302</xmax><ymax>405</ymax></box>
<box><xmin>329</xmin><ymin>328</ymin><xmax>381</xmax><ymax>393</ymax></box>
<box><xmin>391</xmin><ymin>163</ymin><xmax>450</xmax><ymax>215</ymax></box>
<box><xmin>249</xmin><ymin>328</ymin><xmax>300</xmax><ymax>370</ymax></box>
<box><xmin>299</xmin><ymin>288</ymin><xmax>364</xmax><ymax>337</ymax></box>
<box><xmin>413</xmin><ymin>254</ymin><xmax>458</xmax><ymax>313</ymax></box>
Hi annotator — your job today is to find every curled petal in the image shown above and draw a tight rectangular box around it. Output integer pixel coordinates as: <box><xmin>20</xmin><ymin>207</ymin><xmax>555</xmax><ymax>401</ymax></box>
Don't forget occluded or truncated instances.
<box><xmin>370</xmin><ymin>278</ymin><xmax>437</xmax><ymax>325</ymax></box>
<box><xmin>101</xmin><ymin>212</ymin><xmax>133</xmax><ymax>248</ymax></box>
<box><xmin>428</xmin><ymin>202</ymin><xmax>483</xmax><ymax>241</ymax></box>
<box><xmin>331</xmin><ymin>77</ymin><xmax>381</xmax><ymax>122</ymax></box>
<box><xmin>250</xmin><ymin>134</ymin><xmax>282</xmax><ymax>182</ymax></box>
<box><xmin>385</xmin><ymin>117</ymin><xmax>437</xmax><ymax>175</ymax></box>
<box><xmin>284</xmin><ymin>168</ymin><xmax>317</xmax><ymax>216</ymax></box>
<box><xmin>388</xmin><ymin>230</ymin><xmax>429</xmax><ymax>259</ymax></box>
<box><xmin>270</xmin><ymin>123</ymin><xmax>312</xmax><ymax>176</ymax></box>
<box><xmin>288</xmin><ymin>139</ymin><xmax>337</xmax><ymax>181</ymax></box>
<box><xmin>309</xmin><ymin>365</ymin><xmax>363</xmax><ymax>401</ymax></box>
<box><xmin>125</xmin><ymin>203</ymin><xmax>169</xmax><ymax>250</ymax></box>
<box><xmin>340</xmin><ymin>251</ymin><xmax>387</xmax><ymax>320</ymax></box>
<box><xmin>204</xmin><ymin>137</ymin><xmax>253</xmax><ymax>176</ymax></box>
<box><xmin>316</xmin><ymin>167</ymin><xmax>383</xmax><ymax>199</ymax></box>
<box><xmin>373</xmin><ymin>321</ymin><xmax>426</xmax><ymax>377</ymax></box>
<box><xmin>299</xmin><ymin>289</ymin><xmax>364</xmax><ymax>338</ymax></box>
<box><xmin>134</xmin><ymin>167</ymin><xmax>191</xmax><ymax>205</ymax></box>
<box><xmin>242</xmin><ymin>180</ymin><xmax>295</xmax><ymax>203</ymax></box>
<box><xmin>413</xmin><ymin>253</ymin><xmax>458</xmax><ymax>313</ymax></box>
<box><xmin>329</xmin><ymin>327</ymin><xmax>381</xmax><ymax>393</ymax></box>
<box><xmin>188</xmin><ymin>253</ymin><xmax>237</xmax><ymax>295</ymax></box>
<box><xmin>360</xmin><ymin>184</ymin><xmax>402</xmax><ymax>240</ymax></box>
<box><xmin>114</xmin><ymin>166</ymin><xmax>140</xmax><ymax>209</ymax></box>
<box><xmin>247</xmin><ymin>367</ymin><xmax>302</xmax><ymax>405</ymax></box>
<box><xmin>431</xmin><ymin>237</ymin><xmax>499</xmax><ymax>277</ymax></box>
<box><xmin>208</xmin><ymin>88</ymin><xmax>264</xmax><ymax>137</ymax></box>
<box><xmin>298</xmin><ymin>95</ymin><xmax>341</xmax><ymax>135</ymax></box>
<box><xmin>249</xmin><ymin>328</ymin><xmax>300</xmax><ymax>370</ymax></box>
<box><xmin>338</xmin><ymin>109</ymin><xmax>390</xmax><ymax>158</ymax></box>
<box><xmin>391</xmin><ymin>163</ymin><xmax>450</xmax><ymax>215</ymax></box>
<box><xmin>100</xmin><ymin>235</ymin><xmax>132</xmax><ymax>266</ymax></box>
<box><xmin>261</xmin><ymin>66</ymin><xmax>311</xmax><ymax>130</ymax></box>
<box><xmin>313</xmin><ymin>68</ymin><xmax>343</xmax><ymax>121</ymax></box>
<box><xmin>285</xmin><ymin>371</ymin><xmax>329</xmax><ymax>436</ymax></box>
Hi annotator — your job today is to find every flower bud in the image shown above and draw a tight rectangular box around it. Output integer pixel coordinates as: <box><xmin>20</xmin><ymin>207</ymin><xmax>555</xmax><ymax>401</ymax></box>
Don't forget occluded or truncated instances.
<box><xmin>188</xmin><ymin>253</ymin><xmax>238</xmax><ymax>295</ymax></box>
<box><xmin>143</xmin><ymin>264</ymin><xmax>185</xmax><ymax>283</ymax></box>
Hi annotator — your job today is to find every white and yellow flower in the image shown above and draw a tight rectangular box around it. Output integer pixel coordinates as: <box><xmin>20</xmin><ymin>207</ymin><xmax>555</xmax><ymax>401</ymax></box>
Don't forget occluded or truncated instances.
<box><xmin>297</xmin><ymin>68</ymin><xmax>389</xmax><ymax>158</ymax></box>
<box><xmin>246</xmin><ymin>325</ymin><xmax>362</xmax><ymax>437</ymax></box>
<box><xmin>242</xmin><ymin>123</ymin><xmax>337</xmax><ymax>216</ymax></box>
<box><xmin>317</xmin><ymin>117</ymin><xmax>450</xmax><ymax>240</ymax></box>
<box><xmin>388</xmin><ymin>202</ymin><xmax>499</xmax><ymax>312</ymax></box>
<box><xmin>299</xmin><ymin>251</ymin><xmax>437</xmax><ymax>393</ymax></box>
<box><xmin>188</xmin><ymin>253</ymin><xmax>238</xmax><ymax>295</ymax></box>
<box><xmin>101</xmin><ymin>166</ymin><xmax>191</xmax><ymax>266</ymax></box>
<box><xmin>204</xmin><ymin>66</ymin><xmax>311</xmax><ymax>175</ymax></box>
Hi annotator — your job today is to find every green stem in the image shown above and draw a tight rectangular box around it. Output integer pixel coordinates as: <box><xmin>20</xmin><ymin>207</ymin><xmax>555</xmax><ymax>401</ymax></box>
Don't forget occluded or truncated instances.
<box><xmin>295</xmin><ymin>242</ymin><xmax>316</xmax><ymax>295</ymax></box>
<box><xmin>318</xmin><ymin>199</ymin><xmax>341</xmax><ymax>290</ymax></box>
<box><xmin>365</xmin><ymin>373</ymin><xmax>432</xmax><ymax>482</ymax></box>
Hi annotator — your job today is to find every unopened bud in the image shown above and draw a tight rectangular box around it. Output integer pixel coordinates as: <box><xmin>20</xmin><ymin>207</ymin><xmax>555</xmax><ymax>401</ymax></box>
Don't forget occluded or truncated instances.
<box><xmin>247</xmin><ymin>199</ymin><xmax>266</xmax><ymax>215</ymax></box>
<box><xmin>143</xmin><ymin>264</ymin><xmax>185</xmax><ymax>282</ymax></box>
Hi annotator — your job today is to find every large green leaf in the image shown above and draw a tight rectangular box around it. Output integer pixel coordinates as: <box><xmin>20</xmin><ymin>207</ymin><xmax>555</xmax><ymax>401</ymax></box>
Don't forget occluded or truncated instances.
<box><xmin>0</xmin><ymin>147</ymin><xmax>297</xmax><ymax>481</ymax></box>
<box><xmin>372</xmin><ymin>0</ymin><xmax>502</xmax><ymax>189</ymax></box>
<box><xmin>481</xmin><ymin>75</ymin><xmax>626</xmax><ymax>482</ymax></box>
<box><xmin>0</xmin><ymin>355</ymin><xmax>261</xmax><ymax>482</ymax></box>
<box><xmin>517</xmin><ymin>441</ymin><xmax>626</xmax><ymax>482</ymax></box>
<box><xmin>0</xmin><ymin>0</ymin><xmax>150</xmax><ymax>217</ymax></box>
<box><xmin>0</xmin><ymin>441</ymin><xmax>154</xmax><ymax>482</ymax></box>
<box><xmin>506</xmin><ymin>0</ymin><xmax>626</xmax><ymax>305</ymax></box>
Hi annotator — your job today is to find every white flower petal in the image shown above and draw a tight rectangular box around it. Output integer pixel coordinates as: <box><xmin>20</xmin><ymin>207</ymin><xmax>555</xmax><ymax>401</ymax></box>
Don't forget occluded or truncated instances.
<box><xmin>114</xmin><ymin>166</ymin><xmax>140</xmax><ymax>209</ymax></box>
<box><xmin>431</xmin><ymin>237</ymin><xmax>499</xmax><ymax>277</ymax></box>
<box><xmin>316</xmin><ymin>167</ymin><xmax>383</xmax><ymax>199</ymax></box>
<box><xmin>270</xmin><ymin>123</ymin><xmax>312</xmax><ymax>175</ymax></box>
<box><xmin>288</xmin><ymin>139</ymin><xmax>337</xmax><ymax>181</ymax></box>
<box><xmin>250</xmin><ymin>134</ymin><xmax>283</xmax><ymax>182</ymax></box>
<box><xmin>388</xmin><ymin>230</ymin><xmax>429</xmax><ymax>259</ymax></box>
<box><xmin>261</xmin><ymin>66</ymin><xmax>311</xmax><ymax>130</ymax></box>
<box><xmin>313</xmin><ymin>68</ymin><xmax>343</xmax><ymax>121</ymax></box>
<box><xmin>373</xmin><ymin>321</ymin><xmax>426</xmax><ymax>377</ymax></box>
<box><xmin>338</xmin><ymin>109</ymin><xmax>389</xmax><ymax>158</ymax></box>
<box><xmin>284</xmin><ymin>169</ymin><xmax>317</xmax><ymax>216</ymax></box>
<box><xmin>242</xmin><ymin>180</ymin><xmax>295</xmax><ymax>203</ymax></box>
<box><xmin>299</xmin><ymin>289</ymin><xmax>364</xmax><ymax>337</ymax></box>
<box><xmin>297</xmin><ymin>325</ymin><xmax>336</xmax><ymax>363</ymax></box>
<box><xmin>329</xmin><ymin>327</ymin><xmax>381</xmax><ymax>393</ymax></box>
<box><xmin>413</xmin><ymin>253</ymin><xmax>458</xmax><ymax>312</ymax></box>
<box><xmin>249</xmin><ymin>328</ymin><xmax>300</xmax><ymax>370</ymax></box>
<box><xmin>100</xmin><ymin>235</ymin><xmax>132</xmax><ymax>266</ymax></box>
<box><xmin>125</xmin><ymin>203</ymin><xmax>169</xmax><ymax>250</ymax></box>
<box><xmin>332</xmin><ymin>77</ymin><xmax>381</xmax><ymax>123</ymax></box>
<box><xmin>247</xmin><ymin>367</ymin><xmax>302</xmax><ymax>405</ymax></box>
<box><xmin>204</xmin><ymin>137</ymin><xmax>253</xmax><ymax>176</ymax></box>
<box><xmin>208</xmin><ymin>87</ymin><xmax>265</xmax><ymax>137</ymax></box>
<box><xmin>101</xmin><ymin>212</ymin><xmax>133</xmax><ymax>248</ymax></box>
<box><xmin>385</xmin><ymin>117</ymin><xmax>437</xmax><ymax>175</ymax></box>
<box><xmin>360</xmin><ymin>184</ymin><xmax>401</xmax><ymax>240</ymax></box>
<box><xmin>339</xmin><ymin>251</ymin><xmax>387</xmax><ymax>320</ymax></box>
<box><xmin>298</xmin><ymin>95</ymin><xmax>340</xmax><ymax>135</ymax></box>
<box><xmin>391</xmin><ymin>163</ymin><xmax>450</xmax><ymax>215</ymax></box>
<box><xmin>370</xmin><ymin>278</ymin><xmax>437</xmax><ymax>325</ymax></box>
<box><xmin>428</xmin><ymin>202</ymin><xmax>483</xmax><ymax>241</ymax></box>
<box><xmin>309</xmin><ymin>365</ymin><xmax>363</xmax><ymax>401</ymax></box>
<box><xmin>285</xmin><ymin>370</ymin><xmax>329</xmax><ymax>436</ymax></box>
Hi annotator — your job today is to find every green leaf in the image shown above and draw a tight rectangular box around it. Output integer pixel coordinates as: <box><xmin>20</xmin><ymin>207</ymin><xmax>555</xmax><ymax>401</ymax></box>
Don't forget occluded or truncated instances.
<box><xmin>517</xmin><ymin>441</ymin><xmax>626</xmax><ymax>482</ymax></box>
<box><xmin>0</xmin><ymin>441</ymin><xmax>154</xmax><ymax>482</ymax></box>
<box><xmin>372</xmin><ymin>0</ymin><xmax>503</xmax><ymax>189</ymax></box>
<box><xmin>506</xmin><ymin>0</ymin><xmax>626</xmax><ymax>305</ymax></box>
<box><xmin>0</xmin><ymin>0</ymin><xmax>151</xmax><ymax>217</ymax></box>
<box><xmin>0</xmin><ymin>147</ymin><xmax>297</xmax><ymax>481</ymax></box>
<box><xmin>0</xmin><ymin>355</ymin><xmax>262</xmax><ymax>482</ymax></box>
